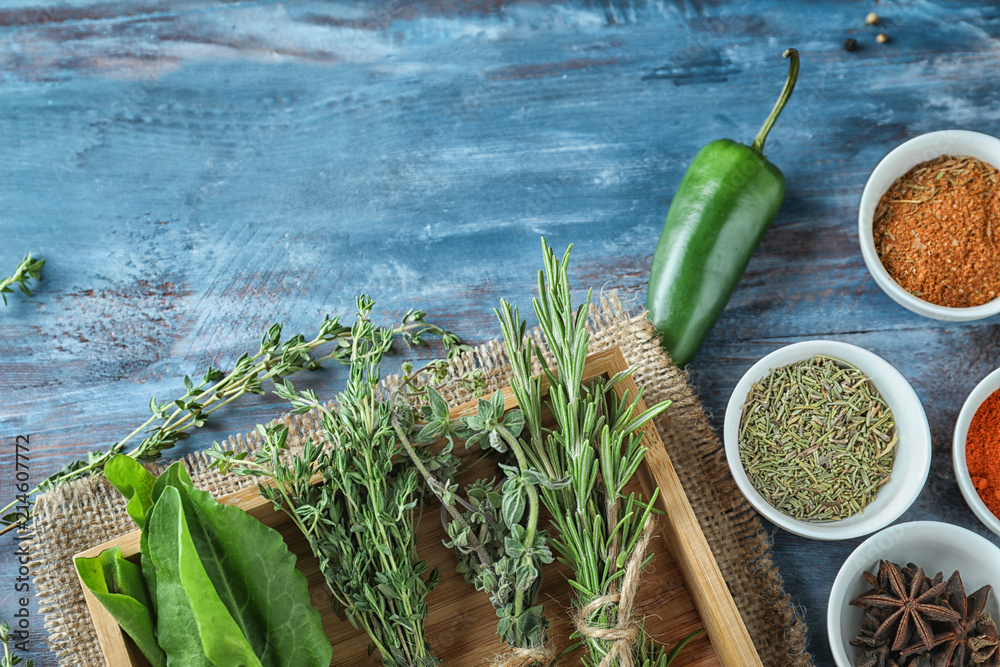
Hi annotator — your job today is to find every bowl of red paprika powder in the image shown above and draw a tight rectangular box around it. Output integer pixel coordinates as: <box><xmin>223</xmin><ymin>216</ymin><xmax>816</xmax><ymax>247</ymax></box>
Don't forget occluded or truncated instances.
<box><xmin>953</xmin><ymin>366</ymin><xmax>1000</xmax><ymax>539</ymax></box>
<box><xmin>859</xmin><ymin>129</ymin><xmax>1000</xmax><ymax>321</ymax></box>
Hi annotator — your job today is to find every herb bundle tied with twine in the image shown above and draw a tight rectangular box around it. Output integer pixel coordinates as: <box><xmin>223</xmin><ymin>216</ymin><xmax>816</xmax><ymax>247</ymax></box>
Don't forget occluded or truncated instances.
<box><xmin>398</xmin><ymin>241</ymin><xmax>696</xmax><ymax>666</ymax></box>
<box><xmin>497</xmin><ymin>241</ymin><xmax>692</xmax><ymax>667</ymax></box>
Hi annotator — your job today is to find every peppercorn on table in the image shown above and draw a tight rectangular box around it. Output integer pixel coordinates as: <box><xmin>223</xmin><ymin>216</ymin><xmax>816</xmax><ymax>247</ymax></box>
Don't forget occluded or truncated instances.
<box><xmin>2</xmin><ymin>2</ymin><xmax>1000</xmax><ymax>666</ymax></box>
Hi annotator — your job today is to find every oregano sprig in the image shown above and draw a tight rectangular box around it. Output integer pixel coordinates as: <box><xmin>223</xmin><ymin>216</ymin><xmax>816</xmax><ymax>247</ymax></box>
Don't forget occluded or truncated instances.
<box><xmin>0</xmin><ymin>254</ymin><xmax>44</xmax><ymax>306</ymax></box>
<box><xmin>392</xmin><ymin>384</ymin><xmax>562</xmax><ymax>659</ymax></box>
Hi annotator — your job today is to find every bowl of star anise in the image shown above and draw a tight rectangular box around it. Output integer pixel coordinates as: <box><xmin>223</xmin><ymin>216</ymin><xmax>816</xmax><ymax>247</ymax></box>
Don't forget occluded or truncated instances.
<box><xmin>828</xmin><ymin>521</ymin><xmax>1000</xmax><ymax>667</ymax></box>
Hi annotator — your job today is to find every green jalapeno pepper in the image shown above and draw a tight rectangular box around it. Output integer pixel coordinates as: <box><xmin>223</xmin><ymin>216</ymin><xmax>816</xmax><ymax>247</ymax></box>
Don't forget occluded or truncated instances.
<box><xmin>646</xmin><ymin>49</ymin><xmax>800</xmax><ymax>367</ymax></box>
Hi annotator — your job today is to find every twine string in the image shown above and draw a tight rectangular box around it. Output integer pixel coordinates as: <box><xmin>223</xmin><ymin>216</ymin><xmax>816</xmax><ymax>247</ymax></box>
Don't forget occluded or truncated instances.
<box><xmin>574</xmin><ymin>517</ymin><xmax>655</xmax><ymax>667</ymax></box>
<box><xmin>489</xmin><ymin>645</ymin><xmax>558</xmax><ymax>667</ymax></box>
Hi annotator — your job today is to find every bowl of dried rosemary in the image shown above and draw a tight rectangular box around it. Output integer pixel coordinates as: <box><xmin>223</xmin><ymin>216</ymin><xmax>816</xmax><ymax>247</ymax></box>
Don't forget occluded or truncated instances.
<box><xmin>859</xmin><ymin>129</ymin><xmax>1000</xmax><ymax>321</ymax></box>
<box><xmin>724</xmin><ymin>340</ymin><xmax>931</xmax><ymax>540</ymax></box>
<box><xmin>827</xmin><ymin>521</ymin><xmax>1000</xmax><ymax>667</ymax></box>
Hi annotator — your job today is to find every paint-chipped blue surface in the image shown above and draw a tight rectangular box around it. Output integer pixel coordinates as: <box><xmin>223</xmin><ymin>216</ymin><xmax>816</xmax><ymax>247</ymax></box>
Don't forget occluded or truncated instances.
<box><xmin>2</xmin><ymin>1</ymin><xmax>1000</xmax><ymax>664</ymax></box>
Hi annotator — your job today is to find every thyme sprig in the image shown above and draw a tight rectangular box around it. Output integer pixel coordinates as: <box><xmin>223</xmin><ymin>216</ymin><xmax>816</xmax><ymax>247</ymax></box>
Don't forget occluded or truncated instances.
<box><xmin>0</xmin><ymin>254</ymin><xmax>44</xmax><ymax>306</ymax></box>
<box><xmin>0</xmin><ymin>620</ymin><xmax>33</xmax><ymax>667</ymax></box>
<box><xmin>210</xmin><ymin>296</ymin><xmax>453</xmax><ymax>667</ymax></box>
<box><xmin>0</xmin><ymin>308</ymin><xmax>468</xmax><ymax>537</ymax></box>
<box><xmin>499</xmin><ymin>240</ymin><xmax>674</xmax><ymax>666</ymax></box>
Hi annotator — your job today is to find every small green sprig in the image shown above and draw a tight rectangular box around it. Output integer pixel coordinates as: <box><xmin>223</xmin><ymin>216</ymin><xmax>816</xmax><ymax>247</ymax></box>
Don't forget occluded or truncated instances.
<box><xmin>210</xmin><ymin>296</ymin><xmax>453</xmax><ymax>667</ymax></box>
<box><xmin>0</xmin><ymin>254</ymin><xmax>44</xmax><ymax>306</ymax></box>
<box><xmin>0</xmin><ymin>620</ymin><xmax>33</xmax><ymax>667</ymax></box>
<box><xmin>399</xmin><ymin>358</ymin><xmax>485</xmax><ymax>400</ymax></box>
<box><xmin>399</xmin><ymin>308</ymin><xmax>472</xmax><ymax>358</ymax></box>
<box><xmin>0</xmin><ymin>308</ymin><xmax>468</xmax><ymax>537</ymax></box>
<box><xmin>634</xmin><ymin>631</ymin><xmax>704</xmax><ymax>667</ymax></box>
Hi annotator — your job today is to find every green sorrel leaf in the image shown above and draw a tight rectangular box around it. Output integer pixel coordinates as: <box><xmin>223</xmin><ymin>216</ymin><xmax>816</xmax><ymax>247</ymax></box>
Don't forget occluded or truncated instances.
<box><xmin>104</xmin><ymin>455</ymin><xmax>157</xmax><ymax>530</ymax></box>
<box><xmin>147</xmin><ymin>485</ymin><xmax>260</xmax><ymax>667</ymax></box>
<box><xmin>149</xmin><ymin>459</ymin><xmax>195</xmax><ymax>504</ymax></box>
<box><xmin>156</xmin><ymin>463</ymin><xmax>332</xmax><ymax>667</ymax></box>
<box><xmin>75</xmin><ymin>546</ymin><xmax>166</xmax><ymax>667</ymax></box>
<box><xmin>97</xmin><ymin>456</ymin><xmax>331</xmax><ymax>667</ymax></box>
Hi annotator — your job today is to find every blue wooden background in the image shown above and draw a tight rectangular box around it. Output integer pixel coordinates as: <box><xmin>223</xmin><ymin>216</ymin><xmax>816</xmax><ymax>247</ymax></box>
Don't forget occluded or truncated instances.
<box><xmin>2</xmin><ymin>1</ymin><xmax>1000</xmax><ymax>665</ymax></box>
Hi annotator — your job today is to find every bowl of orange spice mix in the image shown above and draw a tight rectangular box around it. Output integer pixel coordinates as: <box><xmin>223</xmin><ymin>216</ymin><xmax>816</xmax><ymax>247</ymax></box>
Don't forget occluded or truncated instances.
<box><xmin>859</xmin><ymin>130</ymin><xmax>1000</xmax><ymax>320</ymax></box>
<box><xmin>953</xmin><ymin>366</ymin><xmax>1000</xmax><ymax>539</ymax></box>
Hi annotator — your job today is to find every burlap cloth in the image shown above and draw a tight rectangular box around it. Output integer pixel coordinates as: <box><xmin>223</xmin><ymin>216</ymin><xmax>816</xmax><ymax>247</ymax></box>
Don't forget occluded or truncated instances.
<box><xmin>25</xmin><ymin>294</ymin><xmax>813</xmax><ymax>666</ymax></box>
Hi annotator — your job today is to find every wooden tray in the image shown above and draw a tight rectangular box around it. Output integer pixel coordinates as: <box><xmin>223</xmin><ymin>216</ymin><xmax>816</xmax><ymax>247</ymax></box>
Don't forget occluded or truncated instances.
<box><xmin>76</xmin><ymin>348</ymin><xmax>761</xmax><ymax>667</ymax></box>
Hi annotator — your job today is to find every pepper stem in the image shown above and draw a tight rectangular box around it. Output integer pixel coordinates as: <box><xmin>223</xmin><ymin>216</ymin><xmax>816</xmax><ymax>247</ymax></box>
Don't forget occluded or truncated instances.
<box><xmin>751</xmin><ymin>48</ymin><xmax>799</xmax><ymax>154</ymax></box>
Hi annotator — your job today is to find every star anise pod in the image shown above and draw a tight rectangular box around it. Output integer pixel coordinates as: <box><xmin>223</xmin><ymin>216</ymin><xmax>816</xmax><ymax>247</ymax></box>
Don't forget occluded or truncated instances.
<box><xmin>901</xmin><ymin>563</ymin><xmax>944</xmax><ymax>590</ymax></box>
<box><xmin>855</xmin><ymin>606</ymin><xmax>894</xmax><ymax>667</ymax></box>
<box><xmin>900</xmin><ymin>654</ymin><xmax>933</xmax><ymax>667</ymax></box>
<box><xmin>867</xmin><ymin>563</ymin><xmax>890</xmax><ymax>591</ymax></box>
<box><xmin>970</xmin><ymin>611</ymin><xmax>1000</xmax><ymax>666</ymax></box>
<box><xmin>851</xmin><ymin>561</ymin><xmax>961</xmax><ymax>652</ymax></box>
<box><xmin>854</xmin><ymin>606</ymin><xmax>892</xmax><ymax>648</ymax></box>
<box><xmin>857</xmin><ymin>644</ymin><xmax>890</xmax><ymax>667</ymax></box>
<box><xmin>900</xmin><ymin>571</ymin><xmax>991</xmax><ymax>666</ymax></box>
<box><xmin>883</xmin><ymin>649</ymin><xmax>933</xmax><ymax>667</ymax></box>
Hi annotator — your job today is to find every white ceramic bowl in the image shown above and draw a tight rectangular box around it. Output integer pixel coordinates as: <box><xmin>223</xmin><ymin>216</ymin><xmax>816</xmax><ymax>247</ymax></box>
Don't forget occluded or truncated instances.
<box><xmin>953</xmin><ymin>366</ymin><xmax>1000</xmax><ymax>539</ymax></box>
<box><xmin>828</xmin><ymin>521</ymin><xmax>1000</xmax><ymax>667</ymax></box>
<box><xmin>724</xmin><ymin>340</ymin><xmax>931</xmax><ymax>540</ymax></box>
<box><xmin>858</xmin><ymin>129</ymin><xmax>1000</xmax><ymax>321</ymax></box>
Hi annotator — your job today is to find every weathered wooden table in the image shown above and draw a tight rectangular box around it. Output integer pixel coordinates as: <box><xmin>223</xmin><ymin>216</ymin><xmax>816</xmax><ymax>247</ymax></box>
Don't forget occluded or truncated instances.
<box><xmin>2</xmin><ymin>1</ymin><xmax>999</xmax><ymax>665</ymax></box>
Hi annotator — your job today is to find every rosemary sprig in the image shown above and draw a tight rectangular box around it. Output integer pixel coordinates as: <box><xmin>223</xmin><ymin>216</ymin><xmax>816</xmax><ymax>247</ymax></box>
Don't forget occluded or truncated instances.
<box><xmin>0</xmin><ymin>620</ymin><xmax>33</xmax><ymax>667</ymax></box>
<box><xmin>0</xmin><ymin>254</ymin><xmax>44</xmax><ymax>306</ymax></box>
<box><xmin>0</xmin><ymin>309</ymin><xmax>469</xmax><ymax>537</ymax></box>
<box><xmin>498</xmin><ymin>240</ymin><xmax>675</xmax><ymax>666</ymax></box>
<box><xmin>211</xmin><ymin>296</ymin><xmax>453</xmax><ymax>667</ymax></box>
